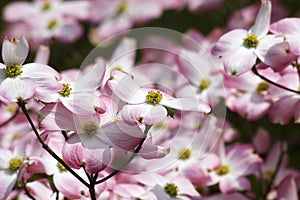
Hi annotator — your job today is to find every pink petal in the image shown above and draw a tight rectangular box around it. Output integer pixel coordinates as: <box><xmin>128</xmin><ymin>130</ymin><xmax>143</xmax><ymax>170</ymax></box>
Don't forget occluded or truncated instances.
<box><xmin>55</xmin><ymin>22</ymin><xmax>83</xmax><ymax>43</ymax></box>
<box><xmin>0</xmin><ymin>78</ymin><xmax>35</xmax><ymax>102</ymax></box>
<box><xmin>34</xmin><ymin>45</ymin><xmax>50</xmax><ymax>64</ymax></box>
<box><xmin>270</xmin><ymin>18</ymin><xmax>300</xmax><ymax>55</ymax></box>
<box><xmin>253</xmin><ymin>127</ymin><xmax>270</xmax><ymax>153</ymax></box>
<box><xmin>74</xmin><ymin>60</ymin><xmax>105</xmax><ymax>93</ymax></box>
<box><xmin>108</xmin><ymin>71</ymin><xmax>147</xmax><ymax>104</ymax></box>
<box><xmin>177</xmin><ymin>49</ymin><xmax>209</xmax><ymax>86</ymax></box>
<box><xmin>223</xmin><ymin>46</ymin><xmax>257</xmax><ymax>75</ymax></box>
<box><xmin>62</xmin><ymin>92</ymin><xmax>96</xmax><ymax>115</ymax></box>
<box><xmin>255</xmin><ymin>35</ymin><xmax>292</xmax><ymax>70</ymax></box>
<box><xmin>0</xmin><ymin>170</ymin><xmax>18</xmax><ymax>200</ymax></box>
<box><xmin>277</xmin><ymin>176</ymin><xmax>299</xmax><ymax>200</ymax></box>
<box><xmin>211</xmin><ymin>29</ymin><xmax>247</xmax><ymax>56</ymax></box>
<box><xmin>162</xmin><ymin>97</ymin><xmax>211</xmax><ymax>113</ymax></box>
<box><xmin>121</xmin><ymin>104</ymin><xmax>167</xmax><ymax>125</ymax></box>
<box><xmin>3</xmin><ymin>2</ymin><xmax>37</xmax><ymax>22</ymax></box>
<box><xmin>269</xmin><ymin>96</ymin><xmax>299</xmax><ymax>125</ymax></box>
<box><xmin>2</xmin><ymin>36</ymin><xmax>29</xmax><ymax>66</ymax></box>
<box><xmin>63</xmin><ymin>134</ymin><xmax>111</xmax><ymax>173</ymax></box>
<box><xmin>138</xmin><ymin>143</ymin><xmax>170</xmax><ymax>159</ymax></box>
<box><xmin>38</xmin><ymin>103</ymin><xmax>76</xmax><ymax>131</ymax></box>
<box><xmin>53</xmin><ymin>171</ymin><xmax>87</xmax><ymax>199</ymax></box>
<box><xmin>249</xmin><ymin>0</ymin><xmax>271</xmax><ymax>38</ymax></box>
<box><xmin>110</xmin><ymin>38</ymin><xmax>136</xmax><ymax>71</ymax></box>
<box><xmin>270</xmin><ymin>17</ymin><xmax>300</xmax><ymax>35</ymax></box>
<box><xmin>98</xmin><ymin>120</ymin><xmax>144</xmax><ymax>151</ymax></box>
<box><xmin>220</xmin><ymin>176</ymin><xmax>251</xmax><ymax>193</ymax></box>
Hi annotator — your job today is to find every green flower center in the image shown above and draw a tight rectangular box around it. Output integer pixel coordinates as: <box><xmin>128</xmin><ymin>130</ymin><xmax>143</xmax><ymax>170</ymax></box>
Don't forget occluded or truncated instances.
<box><xmin>117</xmin><ymin>2</ymin><xmax>127</xmax><ymax>14</ymax></box>
<box><xmin>82</xmin><ymin>121</ymin><xmax>99</xmax><ymax>136</ymax></box>
<box><xmin>57</xmin><ymin>161</ymin><xmax>67</xmax><ymax>172</ymax></box>
<box><xmin>256</xmin><ymin>82</ymin><xmax>269</xmax><ymax>93</ymax></box>
<box><xmin>59</xmin><ymin>83</ymin><xmax>72</xmax><ymax>97</ymax></box>
<box><xmin>199</xmin><ymin>79</ymin><xmax>211</xmax><ymax>90</ymax></box>
<box><xmin>47</xmin><ymin>20</ymin><xmax>58</xmax><ymax>30</ymax></box>
<box><xmin>216</xmin><ymin>164</ymin><xmax>230</xmax><ymax>176</ymax></box>
<box><xmin>42</xmin><ymin>2</ymin><xmax>51</xmax><ymax>11</ymax></box>
<box><xmin>164</xmin><ymin>183</ymin><xmax>179</xmax><ymax>197</ymax></box>
<box><xmin>146</xmin><ymin>90</ymin><xmax>163</xmax><ymax>105</ymax></box>
<box><xmin>265</xmin><ymin>170</ymin><xmax>274</xmax><ymax>179</ymax></box>
<box><xmin>243</xmin><ymin>34</ymin><xmax>259</xmax><ymax>48</ymax></box>
<box><xmin>178</xmin><ymin>148</ymin><xmax>192</xmax><ymax>160</ymax></box>
<box><xmin>4</xmin><ymin>64</ymin><xmax>23</xmax><ymax>78</ymax></box>
<box><xmin>9</xmin><ymin>157</ymin><xmax>23</xmax><ymax>172</ymax></box>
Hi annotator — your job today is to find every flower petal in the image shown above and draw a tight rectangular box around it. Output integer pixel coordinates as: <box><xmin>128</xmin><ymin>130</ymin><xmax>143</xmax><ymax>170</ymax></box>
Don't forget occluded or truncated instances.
<box><xmin>98</xmin><ymin>120</ymin><xmax>144</xmax><ymax>151</ymax></box>
<box><xmin>0</xmin><ymin>78</ymin><xmax>35</xmax><ymax>102</ymax></box>
<box><xmin>121</xmin><ymin>104</ymin><xmax>167</xmax><ymax>125</ymax></box>
<box><xmin>211</xmin><ymin>29</ymin><xmax>247</xmax><ymax>57</ymax></box>
<box><xmin>223</xmin><ymin>46</ymin><xmax>256</xmax><ymax>75</ymax></box>
<box><xmin>249</xmin><ymin>0</ymin><xmax>271</xmax><ymax>38</ymax></box>
<box><xmin>2</xmin><ymin>36</ymin><xmax>29</xmax><ymax>66</ymax></box>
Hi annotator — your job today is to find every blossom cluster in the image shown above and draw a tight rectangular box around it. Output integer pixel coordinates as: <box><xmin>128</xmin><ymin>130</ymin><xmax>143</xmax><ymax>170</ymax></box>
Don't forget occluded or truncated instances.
<box><xmin>0</xmin><ymin>0</ymin><xmax>299</xmax><ymax>200</ymax></box>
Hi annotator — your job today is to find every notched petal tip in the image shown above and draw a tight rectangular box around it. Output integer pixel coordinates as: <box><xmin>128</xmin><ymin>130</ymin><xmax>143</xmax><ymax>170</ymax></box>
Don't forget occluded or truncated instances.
<box><xmin>2</xmin><ymin>36</ymin><xmax>29</xmax><ymax>66</ymax></box>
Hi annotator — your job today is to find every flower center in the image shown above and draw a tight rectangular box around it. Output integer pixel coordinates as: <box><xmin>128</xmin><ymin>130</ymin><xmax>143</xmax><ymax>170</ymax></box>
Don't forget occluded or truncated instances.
<box><xmin>9</xmin><ymin>157</ymin><xmax>23</xmax><ymax>172</ymax></box>
<box><xmin>164</xmin><ymin>183</ymin><xmax>179</xmax><ymax>197</ymax></box>
<box><xmin>146</xmin><ymin>90</ymin><xmax>163</xmax><ymax>105</ymax></box>
<box><xmin>4</xmin><ymin>64</ymin><xmax>23</xmax><ymax>78</ymax></box>
<box><xmin>42</xmin><ymin>2</ymin><xmax>51</xmax><ymax>11</ymax></box>
<box><xmin>216</xmin><ymin>164</ymin><xmax>230</xmax><ymax>176</ymax></box>
<box><xmin>178</xmin><ymin>148</ymin><xmax>192</xmax><ymax>160</ymax></box>
<box><xmin>199</xmin><ymin>79</ymin><xmax>211</xmax><ymax>90</ymax></box>
<box><xmin>117</xmin><ymin>2</ymin><xmax>127</xmax><ymax>14</ymax></box>
<box><xmin>47</xmin><ymin>20</ymin><xmax>58</xmax><ymax>30</ymax></box>
<box><xmin>59</xmin><ymin>83</ymin><xmax>72</xmax><ymax>97</ymax></box>
<box><xmin>243</xmin><ymin>34</ymin><xmax>259</xmax><ymax>48</ymax></box>
<box><xmin>57</xmin><ymin>161</ymin><xmax>67</xmax><ymax>172</ymax></box>
<box><xmin>256</xmin><ymin>82</ymin><xmax>269</xmax><ymax>93</ymax></box>
<box><xmin>82</xmin><ymin>121</ymin><xmax>99</xmax><ymax>136</ymax></box>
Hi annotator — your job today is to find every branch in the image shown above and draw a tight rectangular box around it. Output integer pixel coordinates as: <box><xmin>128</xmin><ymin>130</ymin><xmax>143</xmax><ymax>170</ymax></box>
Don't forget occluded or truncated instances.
<box><xmin>17</xmin><ymin>100</ymin><xmax>90</xmax><ymax>188</ymax></box>
<box><xmin>251</xmin><ymin>66</ymin><xmax>300</xmax><ymax>94</ymax></box>
<box><xmin>95</xmin><ymin>125</ymin><xmax>152</xmax><ymax>184</ymax></box>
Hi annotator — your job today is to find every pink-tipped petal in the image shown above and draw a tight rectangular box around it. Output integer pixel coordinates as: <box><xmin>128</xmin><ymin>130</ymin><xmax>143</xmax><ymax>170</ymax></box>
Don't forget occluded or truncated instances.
<box><xmin>220</xmin><ymin>176</ymin><xmax>251</xmax><ymax>193</ymax></box>
<box><xmin>138</xmin><ymin>143</ymin><xmax>170</xmax><ymax>159</ymax></box>
<box><xmin>2</xmin><ymin>36</ymin><xmax>29</xmax><ymax>66</ymax></box>
<box><xmin>98</xmin><ymin>120</ymin><xmax>144</xmax><ymax>151</ymax></box>
<box><xmin>277</xmin><ymin>176</ymin><xmax>299</xmax><ymax>200</ymax></box>
<box><xmin>121</xmin><ymin>104</ymin><xmax>167</xmax><ymax>125</ymax></box>
<box><xmin>0</xmin><ymin>78</ymin><xmax>35</xmax><ymax>102</ymax></box>
<box><xmin>249</xmin><ymin>0</ymin><xmax>271</xmax><ymax>38</ymax></box>
<box><xmin>211</xmin><ymin>29</ymin><xmax>247</xmax><ymax>56</ymax></box>
<box><xmin>223</xmin><ymin>47</ymin><xmax>257</xmax><ymax>75</ymax></box>
<box><xmin>162</xmin><ymin>96</ymin><xmax>211</xmax><ymax>113</ymax></box>
<box><xmin>38</xmin><ymin>103</ymin><xmax>76</xmax><ymax>131</ymax></box>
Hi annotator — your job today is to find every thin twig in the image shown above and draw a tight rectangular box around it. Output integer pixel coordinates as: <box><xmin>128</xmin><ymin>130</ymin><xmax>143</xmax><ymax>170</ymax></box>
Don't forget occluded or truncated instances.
<box><xmin>251</xmin><ymin>66</ymin><xmax>300</xmax><ymax>94</ymax></box>
<box><xmin>17</xmin><ymin>100</ymin><xmax>90</xmax><ymax>188</ymax></box>
<box><xmin>95</xmin><ymin>125</ymin><xmax>152</xmax><ymax>184</ymax></box>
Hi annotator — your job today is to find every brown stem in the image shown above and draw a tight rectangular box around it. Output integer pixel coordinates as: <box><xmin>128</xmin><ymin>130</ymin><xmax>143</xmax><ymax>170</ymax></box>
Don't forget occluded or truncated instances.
<box><xmin>17</xmin><ymin>100</ymin><xmax>90</xmax><ymax>188</ymax></box>
<box><xmin>251</xmin><ymin>66</ymin><xmax>300</xmax><ymax>94</ymax></box>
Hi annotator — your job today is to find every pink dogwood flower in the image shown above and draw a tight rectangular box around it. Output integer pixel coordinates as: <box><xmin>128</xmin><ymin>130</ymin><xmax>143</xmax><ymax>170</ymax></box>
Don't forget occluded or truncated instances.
<box><xmin>0</xmin><ymin>36</ymin><xmax>61</xmax><ymax>102</ymax></box>
<box><xmin>89</xmin><ymin>0</ymin><xmax>163</xmax><ymax>42</ymax></box>
<box><xmin>209</xmin><ymin>142</ymin><xmax>263</xmax><ymax>193</ymax></box>
<box><xmin>211</xmin><ymin>0</ymin><xmax>290</xmax><ymax>75</ymax></box>
<box><xmin>39</xmin><ymin>102</ymin><xmax>144</xmax><ymax>151</ymax></box>
<box><xmin>108</xmin><ymin>70</ymin><xmax>211</xmax><ymax>125</ymax></box>
<box><xmin>267</xmin><ymin>72</ymin><xmax>300</xmax><ymax>124</ymax></box>
<box><xmin>270</xmin><ymin>17</ymin><xmax>300</xmax><ymax>56</ymax></box>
